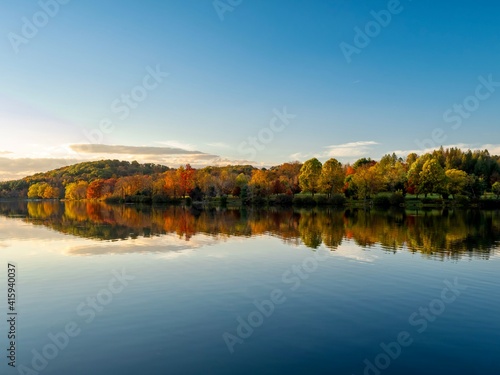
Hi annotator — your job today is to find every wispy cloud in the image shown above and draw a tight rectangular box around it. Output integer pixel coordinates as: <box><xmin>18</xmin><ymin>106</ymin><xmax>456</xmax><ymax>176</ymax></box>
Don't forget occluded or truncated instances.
<box><xmin>289</xmin><ymin>152</ymin><xmax>309</xmax><ymax>161</ymax></box>
<box><xmin>206</xmin><ymin>142</ymin><xmax>232</xmax><ymax>149</ymax></box>
<box><xmin>70</xmin><ymin>144</ymin><xmax>206</xmax><ymax>156</ymax></box>
<box><xmin>155</xmin><ymin>140</ymin><xmax>197</xmax><ymax>151</ymax></box>
<box><xmin>0</xmin><ymin>157</ymin><xmax>79</xmax><ymax>181</ymax></box>
<box><xmin>325</xmin><ymin>141</ymin><xmax>378</xmax><ymax>158</ymax></box>
<box><xmin>289</xmin><ymin>141</ymin><xmax>379</xmax><ymax>162</ymax></box>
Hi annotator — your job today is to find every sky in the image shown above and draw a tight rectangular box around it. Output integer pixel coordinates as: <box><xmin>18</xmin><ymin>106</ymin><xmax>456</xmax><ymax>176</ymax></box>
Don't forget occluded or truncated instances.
<box><xmin>1</xmin><ymin>0</ymin><xmax>499</xmax><ymax>180</ymax></box>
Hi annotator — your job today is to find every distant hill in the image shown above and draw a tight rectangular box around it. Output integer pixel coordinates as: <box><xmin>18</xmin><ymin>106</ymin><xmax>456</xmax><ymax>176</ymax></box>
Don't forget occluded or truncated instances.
<box><xmin>25</xmin><ymin>159</ymin><xmax>170</xmax><ymax>183</ymax></box>
<box><xmin>0</xmin><ymin>160</ymin><xmax>170</xmax><ymax>198</ymax></box>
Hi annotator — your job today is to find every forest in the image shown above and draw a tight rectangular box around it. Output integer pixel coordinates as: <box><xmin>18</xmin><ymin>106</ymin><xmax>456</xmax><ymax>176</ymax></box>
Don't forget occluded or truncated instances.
<box><xmin>1</xmin><ymin>147</ymin><xmax>499</xmax><ymax>207</ymax></box>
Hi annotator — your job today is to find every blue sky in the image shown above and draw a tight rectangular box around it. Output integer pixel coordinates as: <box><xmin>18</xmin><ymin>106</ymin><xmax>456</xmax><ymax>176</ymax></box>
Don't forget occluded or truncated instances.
<box><xmin>1</xmin><ymin>0</ymin><xmax>499</xmax><ymax>179</ymax></box>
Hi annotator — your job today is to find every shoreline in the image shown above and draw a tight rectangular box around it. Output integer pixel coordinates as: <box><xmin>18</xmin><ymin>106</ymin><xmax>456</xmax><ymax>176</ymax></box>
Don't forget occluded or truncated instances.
<box><xmin>3</xmin><ymin>196</ymin><xmax>499</xmax><ymax>210</ymax></box>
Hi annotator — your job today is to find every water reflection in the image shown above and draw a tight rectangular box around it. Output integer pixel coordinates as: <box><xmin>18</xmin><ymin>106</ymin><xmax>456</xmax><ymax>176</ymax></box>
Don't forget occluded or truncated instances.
<box><xmin>1</xmin><ymin>201</ymin><xmax>499</xmax><ymax>259</ymax></box>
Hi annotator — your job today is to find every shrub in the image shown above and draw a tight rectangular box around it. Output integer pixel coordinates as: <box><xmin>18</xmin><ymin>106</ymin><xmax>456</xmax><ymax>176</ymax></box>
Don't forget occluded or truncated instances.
<box><xmin>105</xmin><ymin>196</ymin><xmax>123</xmax><ymax>204</ymax></box>
<box><xmin>453</xmin><ymin>195</ymin><xmax>469</xmax><ymax>206</ymax></box>
<box><xmin>302</xmin><ymin>196</ymin><xmax>316</xmax><ymax>206</ymax></box>
<box><xmin>314</xmin><ymin>195</ymin><xmax>328</xmax><ymax>206</ymax></box>
<box><xmin>373</xmin><ymin>195</ymin><xmax>390</xmax><ymax>208</ymax></box>
<box><xmin>421</xmin><ymin>197</ymin><xmax>443</xmax><ymax>205</ymax></box>
<box><xmin>240</xmin><ymin>186</ymin><xmax>250</xmax><ymax>205</ymax></box>
<box><xmin>293</xmin><ymin>196</ymin><xmax>303</xmax><ymax>206</ymax></box>
<box><xmin>189</xmin><ymin>186</ymin><xmax>203</xmax><ymax>202</ymax></box>
<box><xmin>152</xmin><ymin>195</ymin><xmax>169</xmax><ymax>204</ymax></box>
<box><xmin>329</xmin><ymin>194</ymin><xmax>346</xmax><ymax>207</ymax></box>
<box><xmin>275</xmin><ymin>194</ymin><xmax>293</xmax><ymax>206</ymax></box>
<box><xmin>293</xmin><ymin>196</ymin><xmax>316</xmax><ymax>207</ymax></box>
<box><xmin>389</xmin><ymin>192</ymin><xmax>405</xmax><ymax>207</ymax></box>
<box><xmin>124</xmin><ymin>195</ymin><xmax>152</xmax><ymax>204</ymax></box>
<box><xmin>219</xmin><ymin>195</ymin><xmax>228</xmax><ymax>207</ymax></box>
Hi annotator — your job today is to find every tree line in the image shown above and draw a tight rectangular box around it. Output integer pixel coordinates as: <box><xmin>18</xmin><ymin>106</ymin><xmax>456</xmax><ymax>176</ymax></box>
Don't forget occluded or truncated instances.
<box><xmin>1</xmin><ymin>147</ymin><xmax>499</xmax><ymax>204</ymax></box>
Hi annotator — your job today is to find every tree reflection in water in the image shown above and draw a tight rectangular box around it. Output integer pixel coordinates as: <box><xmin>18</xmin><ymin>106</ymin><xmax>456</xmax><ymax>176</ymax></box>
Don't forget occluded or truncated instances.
<box><xmin>1</xmin><ymin>201</ymin><xmax>499</xmax><ymax>260</ymax></box>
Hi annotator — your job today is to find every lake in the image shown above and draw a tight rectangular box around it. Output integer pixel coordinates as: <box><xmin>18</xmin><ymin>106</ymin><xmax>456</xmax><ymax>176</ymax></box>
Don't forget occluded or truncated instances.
<box><xmin>0</xmin><ymin>201</ymin><xmax>499</xmax><ymax>375</ymax></box>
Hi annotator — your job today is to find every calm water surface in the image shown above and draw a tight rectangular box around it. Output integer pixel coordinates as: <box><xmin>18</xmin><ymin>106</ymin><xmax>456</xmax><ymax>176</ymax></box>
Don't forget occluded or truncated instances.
<box><xmin>0</xmin><ymin>201</ymin><xmax>499</xmax><ymax>375</ymax></box>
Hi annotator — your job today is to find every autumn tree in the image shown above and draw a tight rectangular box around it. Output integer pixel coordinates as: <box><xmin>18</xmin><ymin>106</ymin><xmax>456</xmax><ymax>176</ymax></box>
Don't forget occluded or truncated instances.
<box><xmin>164</xmin><ymin>170</ymin><xmax>180</xmax><ymax>199</ymax></box>
<box><xmin>27</xmin><ymin>182</ymin><xmax>60</xmax><ymax>199</ymax></box>
<box><xmin>492</xmin><ymin>181</ymin><xmax>500</xmax><ymax>199</ymax></box>
<box><xmin>377</xmin><ymin>154</ymin><xmax>407</xmax><ymax>193</ymax></box>
<box><xmin>299</xmin><ymin>158</ymin><xmax>322</xmax><ymax>197</ymax></box>
<box><xmin>350</xmin><ymin>164</ymin><xmax>383</xmax><ymax>202</ymax></box>
<box><xmin>195</xmin><ymin>168</ymin><xmax>215</xmax><ymax>198</ymax></box>
<box><xmin>65</xmin><ymin>181</ymin><xmax>89</xmax><ymax>200</ymax></box>
<box><xmin>445</xmin><ymin>169</ymin><xmax>468</xmax><ymax>198</ymax></box>
<box><xmin>319</xmin><ymin>158</ymin><xmax>344</xmax><ymax>198</ymax></box>
<box><xmin>101</xmin><ymin>178</ymin><xmax>116</xmax><ymax>199</ymax></box>
<box><xmin>178</xmin><ymin>164</ymin><xmax>195</xmax><ymax>197</ymax></box>
<box><xmin>406</xmin><ymin>153</ymin><xmax>418</xmax><ymax>167</ymax></box>
<box><xmin>87</xmin><ymin>179</ymin><xmax>105</xmax><ymax>200</ymax></box>
<box><xmin>464</xmin><ymin>174</ymin><xmax>486</xmax><ymax>199</ymax></box>
<box><xmin>273</xmin><ymin>162</ymin><xmax>302</xmax><ymax>195</ymax></box>
<box><xmin>232</xmin><ymin>173</ymin><xmax>249</xmax><ymax>197</ymax></box>
<box><xmin>235</xmin><ymin>173</ymin><xmax>249</xmax><ymax>188</ymax></box>
<box><xmin>406</xmin><ymin>154</ymin><xmax>432</xmax><ymax>196</ymax></box>
<box><xmin>28</xmin><ymin>182</ymin><xmax>48</xmax><ymax>199</ymax></box>
<box><xmin>353</xmin><ymin>158</ymin><xmax>375</xmax><ymax>169</ymax></box>
<box><xmin>152</xmin><ymin>175</ymin><xmax>167</xmax><ymax>197</ymax></box>
<box><xmin>249</xmin><ymin>169</ymin><xmax>271</xmax><ymax>198</ymax></box>
<box><xmin>419</xmin><ymin>158</ymin><xmax>446</xmax><ymax>197</ymax></box>
<box><xmin>270</xmin><ymin>179</ymin><xmax>286</xmax><ymax>195</ymax></box>
<box><xmin>217</xmin><ymin>169</ymin><xmax>237</xmax><ymax>196</ymax></box>
<box><xmin>42</xmin><ymin>185</ymin><xmax>60</xmax><ymax>199</ymax></box>
<box><xmin>342</xmin><ymin>165</ymin><xmax>356</xmax><ymax>197</ymax></box>
<box><xmin>111</xmin><ymin>175</ymin><xmax>152</xmax><ymax>200</ymax></box>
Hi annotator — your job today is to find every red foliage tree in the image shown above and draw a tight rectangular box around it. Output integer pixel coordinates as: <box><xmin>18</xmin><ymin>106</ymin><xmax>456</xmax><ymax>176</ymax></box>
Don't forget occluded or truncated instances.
<box><xmin>87</xmin><ymin>179</ymin><xmax>105</xmax><ymax>199</ymax></box>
